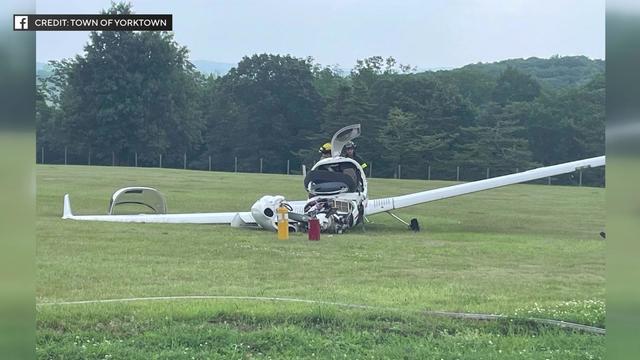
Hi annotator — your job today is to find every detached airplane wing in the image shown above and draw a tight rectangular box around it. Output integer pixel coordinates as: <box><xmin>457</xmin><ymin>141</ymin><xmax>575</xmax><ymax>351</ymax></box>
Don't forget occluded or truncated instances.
<box><xmin>62</xmin><ymin>194</ymin><xmax>258</xmax><ymax>226</ymax></box>
<box><xmin>365</xmin><ymin>156</ymin><xmax>605</xmax><ymax>216</ymax></box>
<box><xmin>62</xmin><ymin>194</ymin><xmax>308</xmax><ymax>228</ymax></box>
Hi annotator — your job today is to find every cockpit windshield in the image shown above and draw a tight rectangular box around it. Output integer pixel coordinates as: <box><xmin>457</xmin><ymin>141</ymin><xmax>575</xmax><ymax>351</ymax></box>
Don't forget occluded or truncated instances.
<box><xmin>306</xmin><ymin>160</ymin><xmax>364</xmax><ymax>195</ymax></box>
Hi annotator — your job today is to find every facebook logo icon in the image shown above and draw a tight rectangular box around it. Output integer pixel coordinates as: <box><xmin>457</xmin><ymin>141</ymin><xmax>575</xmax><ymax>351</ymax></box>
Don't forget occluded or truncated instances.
<box><xmin>14</xmin><ymin>15</ymin><xmax>29</xmax><ymax>30</ymax></box>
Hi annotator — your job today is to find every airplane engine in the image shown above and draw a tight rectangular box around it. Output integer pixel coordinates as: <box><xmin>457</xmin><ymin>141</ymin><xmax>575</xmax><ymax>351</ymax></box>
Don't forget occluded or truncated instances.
<box><xmin>305</xmin><ymin>198</ymin><xmax>358</xmax><ymax>234</ymax></box>
<box><xmin>250</xmin><ymin>195</ymin><xmax>285</xmax><ymax>231</ymax></box>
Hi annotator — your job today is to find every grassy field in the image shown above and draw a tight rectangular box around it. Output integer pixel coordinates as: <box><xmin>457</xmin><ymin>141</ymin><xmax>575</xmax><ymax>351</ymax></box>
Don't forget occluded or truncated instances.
<box><xmin>37</xmin><ymin>165</ymin><xmax>605</xmax><ymax>359</ymax></box>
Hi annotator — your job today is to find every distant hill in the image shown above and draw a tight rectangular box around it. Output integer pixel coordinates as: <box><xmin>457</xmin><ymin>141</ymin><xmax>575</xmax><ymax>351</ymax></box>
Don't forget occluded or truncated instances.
<box><xmin>37</xmin><ymin>56</ymin><xmax>604</xmax><ymax>89</ymax></box>
<box><xmin>189</xmin><ymin>60</ymin><xmax>448</xmax><ymax>77</ymax></box>
<box><xmin>442</xmin><ymin>56</ymin><xmax>604</xmax><ymax>89</ymax></box>
<box><xmin>191</xmin><ymin>60</ymin><xmax>235</xmax><ymax>76</ymax></box>
<box><xmin>38</xmin><ymin>60</ymin><xmax>237</xmax><ymax>78</ymax></box>
<box><xmin>37</xmin><ymin>62</ymin><xmax>53</xmax><ymax>78</ymax></box>
<box><xmin>190</xmin><ymin>60</ymin><xmax>359</xmax><ymax>76</ymax></box>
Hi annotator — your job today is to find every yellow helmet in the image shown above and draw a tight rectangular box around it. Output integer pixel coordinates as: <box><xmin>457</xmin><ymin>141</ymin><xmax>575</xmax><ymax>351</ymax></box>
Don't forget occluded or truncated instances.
<box><xmin>319</xmin><ymin>142</ymin><xmax>332</xmax><ymax>154</ymax></box>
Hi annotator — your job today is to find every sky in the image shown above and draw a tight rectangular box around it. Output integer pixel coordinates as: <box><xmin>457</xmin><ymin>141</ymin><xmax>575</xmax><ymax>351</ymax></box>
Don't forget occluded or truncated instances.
<box><xmin>36</xmin><ymin>0</ymin><xmax>605</xmax><ymax>69</ymax></box>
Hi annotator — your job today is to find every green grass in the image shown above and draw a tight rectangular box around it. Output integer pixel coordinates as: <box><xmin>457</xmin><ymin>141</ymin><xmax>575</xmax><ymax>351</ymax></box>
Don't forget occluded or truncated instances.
<box><xmin>37</xmin><ymin>165</ymin><xmax>605</xmax><ymax>359</ymax></box>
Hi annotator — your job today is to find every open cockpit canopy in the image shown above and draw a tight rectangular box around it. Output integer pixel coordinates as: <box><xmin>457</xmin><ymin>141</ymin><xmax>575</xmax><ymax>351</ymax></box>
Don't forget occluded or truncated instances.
<box><xmin>330</xmin><ymin>124</ymin><xmax>361</xmax><ymax>157</ymax></box>
<box><xmin>108</xmin><ymin>187</ymin><xmax>167</xmax><ymax>215</ymax></box>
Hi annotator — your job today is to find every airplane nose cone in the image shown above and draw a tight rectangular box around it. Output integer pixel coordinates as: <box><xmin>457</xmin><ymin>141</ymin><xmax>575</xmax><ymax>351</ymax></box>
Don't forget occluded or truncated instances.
<box><xmin>250</xmin><ymin>195</ymin><xmax>285</xmax><ymax>231</ymax></box>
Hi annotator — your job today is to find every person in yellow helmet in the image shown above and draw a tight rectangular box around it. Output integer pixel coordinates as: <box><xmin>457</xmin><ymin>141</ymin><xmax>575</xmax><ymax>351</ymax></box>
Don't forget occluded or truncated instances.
<box><xmin>318</xmin><ymin>142</ymin><xmax>332</xmax><ymax>159</ymax></box>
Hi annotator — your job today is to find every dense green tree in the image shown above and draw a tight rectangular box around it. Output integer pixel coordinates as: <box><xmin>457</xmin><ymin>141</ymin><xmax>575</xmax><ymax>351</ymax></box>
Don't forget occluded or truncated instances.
<box><xmin>379</xmin><ymin>107</ymin><xmax>453</xmax><ymax>177</ymax></box>
<box><xmin>367</xmin><ymin>75</ymin><xmax>474</xmax><ymax>177</ymax></box>
<box><xmin>454</xmin><ymin>102</ymin><xmax>537</xmax><ymax>171</ymax></box>
<box><xmin>321</xmin><ymin>85</ymin><xmax>352</xmax><ymax>135</ymax></box>
<box><xmin>320</xmin><ymin>81</ymin><xmax>380</xmax><ymax>160</ymax></box>
<box><xmin>35</xmin><ymin>82</ymin><xmax>61</xmax><ymax>158</ymax></box>
<box><xmin>351</xmin><ymin>56</ymin><xmax>415</xmax><ymax>90</ymax></box>
<box><xmin>525</xmin><ymin>75</ymin><xmax>605</xmax><ymax>165</ymax></box>
<box><xmin>205</xmin><ymin>54</ymin><xmax>323</xmax><ymax>171</ymax></box>
<box><xmin>492</xmin><ymin>66</ymin><xmax>542</xmax><ymax>104</ymax></box>
<box><xmin>311</xmin><ymin>62</ymin><xmax>349</xmax><ymax>99</ymax></box>
<box><xmin>48</xmin><ymin>2</ymin><xmax>204</xmax><ymax>166</ymax></box>
<box><xmin>432</xmin><ymin>68</ymin><xmax>495</xmax><ymax>105</ymax></box>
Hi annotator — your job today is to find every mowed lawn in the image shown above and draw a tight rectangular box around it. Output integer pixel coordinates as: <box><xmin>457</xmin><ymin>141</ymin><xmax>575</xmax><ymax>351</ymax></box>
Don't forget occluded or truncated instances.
<box><xmin>37</xmin><ymin>165</ymin><xmax>605</xmax><ymax>359</ymax></box>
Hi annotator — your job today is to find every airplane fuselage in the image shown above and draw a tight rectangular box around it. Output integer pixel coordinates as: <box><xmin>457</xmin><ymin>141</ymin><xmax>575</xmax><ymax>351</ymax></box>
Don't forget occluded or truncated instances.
<box><xmin>303</xmin><ymin>157</ymin><xmax>368</xmax><ymax>233</ymax></box>
<box><xmin>249</xmin><ymin>156</ymin><xmax>368</xmax><ymax>233</ymax></box>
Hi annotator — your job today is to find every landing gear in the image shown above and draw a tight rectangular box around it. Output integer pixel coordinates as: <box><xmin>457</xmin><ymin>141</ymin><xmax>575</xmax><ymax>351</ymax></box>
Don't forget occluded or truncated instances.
<box><xmin>386</xmin><ymin>212</ymin><xmax>420</xmax><ymax>232</ymax></box>
<box><xmin>409</xmin><ymin>218</ymin><xmax>420</xmax><ymax>232</ymax></box>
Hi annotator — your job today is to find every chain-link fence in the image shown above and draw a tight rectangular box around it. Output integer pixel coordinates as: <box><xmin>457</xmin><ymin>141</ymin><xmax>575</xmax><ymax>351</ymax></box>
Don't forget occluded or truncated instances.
<box><xmin>36</xmin><ymin>146</ymin><xmax>605</xmax><ymax>187</ymax></box>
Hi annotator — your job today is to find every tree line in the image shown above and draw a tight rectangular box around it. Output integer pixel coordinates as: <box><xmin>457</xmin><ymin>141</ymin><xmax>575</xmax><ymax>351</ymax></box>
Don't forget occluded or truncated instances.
<box><xmin>37</xmin><ymin>3</ymin><xmax>605</xmax><ymax>185</ymax></box>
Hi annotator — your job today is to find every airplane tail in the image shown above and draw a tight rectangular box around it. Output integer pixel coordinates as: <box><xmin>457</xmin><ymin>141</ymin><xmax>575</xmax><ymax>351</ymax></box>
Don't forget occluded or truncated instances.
<box><xmin>62</xmin><ymin>194</ymin><xmax>73</xmax><ymax>219</ymax></box>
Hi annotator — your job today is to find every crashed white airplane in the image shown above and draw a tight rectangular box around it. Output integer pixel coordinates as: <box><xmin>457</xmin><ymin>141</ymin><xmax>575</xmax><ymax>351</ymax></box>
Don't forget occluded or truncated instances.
<box><xmin>62</xmin><ymin>124</ymin><xmax>606</xmax><ymax>233</ymax></box>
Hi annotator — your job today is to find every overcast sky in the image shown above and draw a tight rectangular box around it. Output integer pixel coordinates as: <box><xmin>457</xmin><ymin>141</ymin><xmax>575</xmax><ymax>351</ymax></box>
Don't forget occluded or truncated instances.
<box><xmin>36</xmin><ymin>0</ymin><xmax>605</xmax><ymax>68</ymax></box>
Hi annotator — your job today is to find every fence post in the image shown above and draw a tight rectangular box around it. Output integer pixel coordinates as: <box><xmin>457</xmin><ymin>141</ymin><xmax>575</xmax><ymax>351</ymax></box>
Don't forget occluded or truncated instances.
<box><xmin>234</xmin><ymin>156</ymin><xmax>238</xmax><ymax>173</ymax></box>
<box><xmin>112</xmin><ymin>151</ymin><xmax>115</xmax><ymax>166</ymax></box>
<box><xmin>183</xmin><ymin>152</ymin><xmax>187</xmax><ymax>170</ymax></box>
<box><xmin>208</xmin><ymin>156</ymin><xmax>212</xmax><ymax>171</ymax></box>
<box><xmin>579</xmin><ymin>170</ymin><xmax>582</xmax><ymax>186</ymax></box>
<box><xmin>41</xmin><ymin>147</ymin><xmax>44</xmax><ymax>164</ymax></box>
<box><xmin>369</xmin><ymin>161</ymin><xmax>373</xmax><ymax>178</ymax></box>
<box><xmin>64</xmin><ymin>146</ymin><xmax>68</xmax><ymax>165</ymax></box>
<box><xmin>88</xmin><ymin>151</ymin><xmax>91</xmax><ymax>166</ymax></box>
<box><xmin>456</xmin><ymin>166</ymin><xmax>460</xmax><ymax>181</ymax></box>
<box><xmin>486</xmin><ymin>167</ymin><xmax>490</xmax><ymax>179</ymax></box>
<box><xmin>397</xmin><ymin>164</ymin><xmax>401</xmax><ymax>179</ymax></box>
<box><xmin>135</xmin><ymin>152</ymin><xmax>138</xmax><ymax>167</ymax></box>
<box><xmin>427</xmin><ymin>165</ymin><xmax>431</xmax><ymax>180</ymax></box>
<box><xmin>548</xmin><ymin>176</ymin><xmax>551</xmax><ymax>185</ymax></box>
<box><xmin>159</xmin><ymin>154</ymin><xmax>162</xmax><ymax>168</ymax></box>
<box><xmin>287</xmin><ymin>160</ymin><xmax>290</xmax><ymax>175</ymax></box>
<box><xmin>260</xmin><ymin>158</ymin><xmax>263</xmax><ymax>173</ymax></box>
<box><xmin>516</xmin><ymin>168</ymin><xmax>519</xmax><ymax>173</ymax></box>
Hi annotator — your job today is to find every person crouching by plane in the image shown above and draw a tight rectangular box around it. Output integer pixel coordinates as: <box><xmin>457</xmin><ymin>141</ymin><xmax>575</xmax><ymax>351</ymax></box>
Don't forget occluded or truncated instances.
<box><xmin>319</xmin><ymin>142</ymin><xmax>332</xmax><ymax>160</ymax></box>
<box><xmin>343</xmin><ymin>141</ymin><xmax>367</xmax><ymax>170</ymax></box>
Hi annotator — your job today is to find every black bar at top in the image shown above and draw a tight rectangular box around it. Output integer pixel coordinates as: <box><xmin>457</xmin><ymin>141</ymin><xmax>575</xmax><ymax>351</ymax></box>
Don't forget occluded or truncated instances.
<box><xmin>14</xmin><ymin>14</ymin><xmax>172</xmax><ymax>31</ymax></box>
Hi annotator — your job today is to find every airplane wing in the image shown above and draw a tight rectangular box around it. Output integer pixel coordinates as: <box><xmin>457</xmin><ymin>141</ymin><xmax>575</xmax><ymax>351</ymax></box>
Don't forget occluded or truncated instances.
<box><xmin>365</xmin><ymin>156</ymin><xmax>605</xmax><ymax>216</ymax></box>
<box><xmin>62</xmin><ymin>194</ymin><xmax>308</xmax><ymax>228</ymax></box>
<box><xmin>62</xmin><ymin>194</ymin><xmax>258</xmax><ymax>226</ymax></box>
